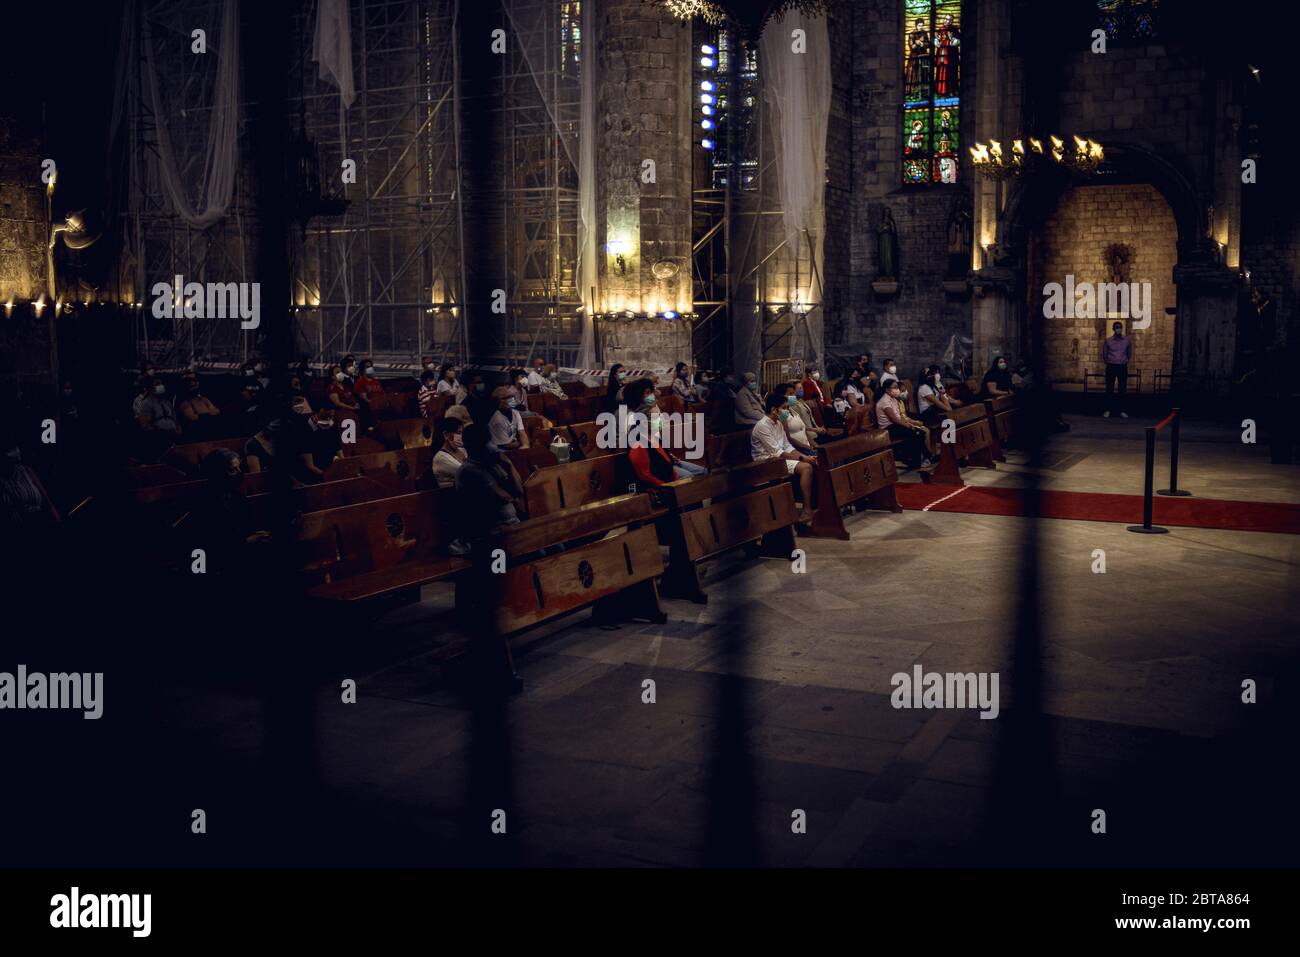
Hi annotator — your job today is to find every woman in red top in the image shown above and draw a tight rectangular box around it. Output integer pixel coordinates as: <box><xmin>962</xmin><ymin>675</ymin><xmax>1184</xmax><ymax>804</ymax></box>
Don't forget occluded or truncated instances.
<box><xmin>326</xmin><ymin>365</ymin><xmax>359</xmax><ymax>410</ymax></box>
<box><xmin>801</xmin><ymin>365</ymin><xmax>829</xmax><ymax>408</ymax></box>
<box><xmin>352</xmin><ymin>359</ymin><xmax>385</xmax><ymax>401</ymax></box>
<box><xmin>623</xmin><ymin>380</ymin><xmax>707</xmax><ymax>487</ymax></box>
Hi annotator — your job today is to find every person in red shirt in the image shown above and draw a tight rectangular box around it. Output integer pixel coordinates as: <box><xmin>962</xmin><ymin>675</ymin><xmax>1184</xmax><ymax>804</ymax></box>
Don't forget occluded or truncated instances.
<box><xmin>622</xmin><ymin>380</ymin><xmax>707</xmax><ymax>487</ymax></box>
<box><xmin>326</xmin><ymin>364</ymin><xmax>358</xmax><ymax>410</ymax></box>
<box><xmin>801</xmin><ymin>365</ymin><xmax>829</xmax><ymax>409</ymax></box>
<box><xmin>352</xmin><ymin>359</ymin><xmax>385</xmax><ymax>402</ymax></box>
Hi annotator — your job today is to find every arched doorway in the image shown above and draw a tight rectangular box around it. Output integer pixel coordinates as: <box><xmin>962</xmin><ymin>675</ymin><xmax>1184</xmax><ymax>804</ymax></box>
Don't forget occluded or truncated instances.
<box><xmin>1027</xmin><ymin>182</ymin><xmax>1178</xmax><ymax>388</ymax></box>
<box><xmin>984</xmin><ymin>143</ymin><xmax>1224</xmax><ymax>387</ymax></box>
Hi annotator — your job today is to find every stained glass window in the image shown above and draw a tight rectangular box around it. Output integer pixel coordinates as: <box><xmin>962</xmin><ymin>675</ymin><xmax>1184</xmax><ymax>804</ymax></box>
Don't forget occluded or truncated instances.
<box><xmin>1097</xmin><ymin>1</ymin><xmax>1160</xmax><ymax>42</ymax></box>
<box><xmin>902</xmin><ymin>0</ymin><xmax>962</xmax><ymax>185</ymax></box>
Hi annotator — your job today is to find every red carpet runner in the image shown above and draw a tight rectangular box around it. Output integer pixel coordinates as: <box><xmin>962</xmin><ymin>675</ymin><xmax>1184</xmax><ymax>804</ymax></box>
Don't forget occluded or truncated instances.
<box><xmin>895</xmin><ymin>483</ymin><xmax>1300</xmax><ymax>534</ymax></box>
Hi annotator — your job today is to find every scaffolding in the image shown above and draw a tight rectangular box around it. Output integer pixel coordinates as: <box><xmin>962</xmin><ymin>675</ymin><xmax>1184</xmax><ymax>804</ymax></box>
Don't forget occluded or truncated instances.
<box><xmin>120</xmin><ymin>0</ymin><xmax>586</xmax><ymax>372</ymax></box>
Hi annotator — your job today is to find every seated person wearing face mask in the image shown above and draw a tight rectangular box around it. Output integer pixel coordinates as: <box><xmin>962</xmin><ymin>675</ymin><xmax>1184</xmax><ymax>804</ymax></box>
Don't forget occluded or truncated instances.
<box><xmin>137</xmin><ymin>377</ymin><xmax>181</xmax><ymax>434</ymax></box>
<box><xmin>243</xmin><ymin>413</ymin><xmax>285</xmax><ymax>473</ymax></box>
<box><xmin>526</xmin><ymin>357</ymin><xmax>550</xmax><ymax>388</ymax></box>
<box><xmin>418</xmin><ymin>371</ymin><xmax>440</xmax><ymax>418</ymax></box>
<box><xmin>327</xmin><ymin>365</ymin><xmax>358</xmax><ymax>411</ymax></box>
<box><xmin>982</xmin><ymin>357</ymin><xmax>1014</xmax><ymax>398</ymax></box>
<box><xmin>773</xmin><ymin>384</ymin><xmax>817</xmax><ymax>454</ymax></box>
<box><xmin>455</xmin><ymin>424</ymin><xmax>527</xmax><ymax>547</ymax></box>
<box><xmin>178</xmin><ymin>374</ymin><xmax>222</xmax><ymax>437</ymax></box>
<box><xmin>287</xmin><ymin>400</ymin><xmax>338</xmax><ymax>483</ymax></box>
<box><xmin>734</xmin><ymin>372</ymin><xmax>765</xmax><ymax>426</ymax></box>
<box><xmin>878</xmin><ymin>359</ymin><xmax>908</xmax><ymax>405</ymax></box>
<box><xmin>874</xmin><ymin>379</ymin><xmax>932</xmax><ymax>469</ymax></box>
<box><xmin>622</xmin><ymin>380</ymin><xmax>707</xmax><ymax>487</ymax></box>
<box><xmin>916</xmin><ymin>364</ymin><xmax>962</xmax><ymax>426</ymax></box>
<box><xmin>538</xmin><ymin>363</ymin><xmax>567</xmax><ymax>399</ymax></box>
<box><xmin>487</xmin><ymin>386</ymin><xmax>530</xmax><ymax>451</ymax></box>
<box><xmin>789</xmin><ymin>383</ymin><xmax>828</xmax><ymax>441</ymax></box>
<box><xmin>353</xmin><ymin>359</ymin><xmax>385</xmax><ymax>402</ymax></box>
<box><xmin>436</xmin><ymin>363</ymin><xmax>465</xmax><ymax>401</ymax></box>
<box><xmin>431</xmin><ymin>417</ymin><xmax>468</xmax><ymax>489</ymax></box>
<box><xmin>509</xmin><ymin>369</ymin><xmax>540</xmax><ymax>417</ymax></box>
<box><xmin>751</xmin><ymin>392</ymin><xmax>819</xmax><ymax>524</ymax></box>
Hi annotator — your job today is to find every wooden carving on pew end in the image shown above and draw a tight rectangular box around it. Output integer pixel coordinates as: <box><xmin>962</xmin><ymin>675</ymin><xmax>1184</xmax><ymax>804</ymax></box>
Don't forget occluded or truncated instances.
<box><xmin>653</xmin><ymin>458</ymin><xmax>798</xmax><ymax>604</ymax></box>
<box><xmin>488</xmin><ymin>494</ymin><xmax>668</xmax><ymax>635</ymax></box>
<box><xmin>930</xmin><ymin>403</ymin><xmax>996</xmax><ymax>486</ymax></box>
<box><xmin>806</xmin><ymin>431</ymin><xmax>902</xmax><ymax>540</ymax></box>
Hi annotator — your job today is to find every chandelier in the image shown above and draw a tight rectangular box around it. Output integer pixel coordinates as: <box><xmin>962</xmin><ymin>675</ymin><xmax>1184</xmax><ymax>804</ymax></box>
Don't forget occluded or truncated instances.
<box><xmin>659</xmin><ymin>1</ymin><xmax>727</xmax><ymax>25</ymax></box>
<box><xmin>969</xmin><ymin>135</ymin><xmax>1104</xmax><ymax>181</ymax></box>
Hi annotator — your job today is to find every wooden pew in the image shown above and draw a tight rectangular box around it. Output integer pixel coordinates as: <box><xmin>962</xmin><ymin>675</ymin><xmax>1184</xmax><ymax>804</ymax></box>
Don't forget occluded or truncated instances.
<box><xmin>805</xmin><ymin>431</ymin><xmax>901</xmax><ymax>540</ymax></box>
<box><xmin>566</xmin><ymin>420</ymin><xmax>617</xmax><ymax>459</ymax></box>
<box><xmin>983</xmin><ymin>394</ymin><xmax>1018</xmax><ymax>461</ymax></box>
<box><xmin>704</xmin><ymin>429</ymin><xmax>753</xmax><ymax>470</ymax></box>
<box><xmin>293</xmin><ymin>489</ymin><xmax>469</xmax><ymax>601</ymax></box>
<box><xmin>653</xmin><ymin>458</ymin><xmax>799</xmax><ymax>603</ymax></box>
<box><xmin>523</xmin><ymin>455</ymin><xmax>625</xmax><ymax>517</ymax></box>
<box><xmin>126</xmin><ymin>463</ymin><xmax>190</xmax><ymax>488</ymax></box>
<box><xmin>501</xmin><ymin>445</ymin><xmax>559</xmax><ymax>478</ymax></box>
<box><xmin>245</xmin><ymin>475</ymin><xmax>404</xmax><ymax>529</ymax></box>
<box><xmin>162</xmin><ymin>437</ymin><xmax>246</xmax><ymax>473</ymax></box>
<box><xmin>489</xmin><ymin>494</ymin><xmax>667</xmax><ymax>635</ymax></box>
<box><xmin>930</xmin><ymin>402</ymin><xmax>997</xmax><ymax>486</ymax></box>
<box><xmin>322</xmin><ymin>447</ymin><xmax>432</xmax><ymax>486</ymax></box>
<box><xmin>368</xmin><ymin>392</ymin><xmax>418</xmax><ymax>420</ymax></box>
<box><xmin>376</xmin><ymin>417</ymin><xmax>434</xmax><ymax>450</ymax></box>
<box><xmin>523</xmin><ymin>415</ymin><xmax>554</xmax><ymax>448</ymax></box>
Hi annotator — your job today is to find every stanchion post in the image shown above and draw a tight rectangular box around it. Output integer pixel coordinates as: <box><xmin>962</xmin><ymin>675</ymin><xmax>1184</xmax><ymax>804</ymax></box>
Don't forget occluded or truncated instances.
<box><xmin>1158</xmin><ymin>407</ymin><xmax>1192</xmax><ymax>496</ymax></box>
<box><xmin>1129</xmin><ymin>425</ymin><xmax>1169</xmax><ymax>534</ymax></box>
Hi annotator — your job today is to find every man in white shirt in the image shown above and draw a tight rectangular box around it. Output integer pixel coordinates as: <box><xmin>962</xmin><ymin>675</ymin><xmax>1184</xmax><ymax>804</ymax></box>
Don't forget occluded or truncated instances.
<box><xmin>526</xmin><ymin>356</ymin><xmax>549</xmax><ymax>388</ymax></box>
<box><xmin>487</xmin><ymin>386</ymin><xmax>530</xmax><ymax>451</ymax></box>
<box><xmin>751</xmin><ymin>392</ymin><xmax>818</xmax><ymax>524</ymax></box>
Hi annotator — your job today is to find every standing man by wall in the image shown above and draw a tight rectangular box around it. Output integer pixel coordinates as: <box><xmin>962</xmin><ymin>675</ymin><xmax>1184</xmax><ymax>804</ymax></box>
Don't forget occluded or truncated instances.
<box><xmin>1102</xmin><ymin>321</ymin><xmax>1132</xmax><ymax>418</ymax></box>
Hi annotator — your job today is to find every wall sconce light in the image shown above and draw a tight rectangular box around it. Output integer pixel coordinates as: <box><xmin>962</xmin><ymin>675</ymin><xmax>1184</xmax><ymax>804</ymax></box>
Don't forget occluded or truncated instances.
<box><xmin>607</xmin><ymin>239</ymin><xmax>629</xmax><ymax>277</ymax></box>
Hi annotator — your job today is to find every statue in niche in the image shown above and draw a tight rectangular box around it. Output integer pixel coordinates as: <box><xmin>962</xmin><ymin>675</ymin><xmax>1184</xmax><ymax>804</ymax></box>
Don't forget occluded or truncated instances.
<box><xmin>877</xmin><ymin>207</ymin><xmax>899</xmax><ymax>279</ymax></box>
<box><xmin>947</xmin><ymin>207</ymin><xmax>972</xmax><ymax>277</ymax></box>
<box><xmin>1103</xmin><ymin>243</ymin><xmax>1133</xmax><ymax>284</ymax></box>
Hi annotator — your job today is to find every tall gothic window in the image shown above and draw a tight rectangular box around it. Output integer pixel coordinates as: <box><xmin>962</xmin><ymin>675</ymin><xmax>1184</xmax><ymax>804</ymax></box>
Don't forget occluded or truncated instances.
<box><xmin>902</xmin><ymin>0</ymin><xmax>962</xmax><ymax>185</ymax></box>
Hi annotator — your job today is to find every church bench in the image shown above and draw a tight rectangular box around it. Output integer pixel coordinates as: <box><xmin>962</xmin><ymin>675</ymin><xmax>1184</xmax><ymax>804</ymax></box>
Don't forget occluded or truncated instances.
<box><xmin>930</xmin><ymin>402</ymin><xmax>997</xmax><ymax>486</ymax></box>
<box><xmin>983</xmin><ymin>394</ymin><xmax>1018</xmax><ymax>461</ymax></box>
<box><xmin>292</xmin><ymin>489</ymin><xmax>469</xmax><ymax>601</ymax></box>
<box><xmin>899</xmin><ymin>378</ymin><xmax>918</xmax><ymax>417</ymax></box>
<box><xmin>705</xmin><ymin>429</ymin><xmax>754</xmax><ymax>470</ymax></box>
<box><xmin>523</xmin><ymin>454</ymin><xmax>626</xmax><ymax>517</ymax></box>
<box><xmin>804</xmin><ymin>431</ymin><xmax>902</xmax><ymax>540</ymax></box>
<box><xmin>126</xmin><ymin>463</ymin><xmax>191</xmax><ymax>488</ymax></box>
<box><xmin>161</xmin><ymin>437</ymin><xmax>247</xmax><ymax>473</ymax></box>
<box><xmin>526</xmin><ymin>393</ymin><xmax>546</xmax><ymax>415</ymax></box>
<box><xmin>652</xmin><ymin>458</ymin><xmax>799</xmax><ymax>603</ymax></box>
<box><xmin>523</xmin><ymin>414</ymin><xmax>554</xmax><ymax>448</ymax></box>
<box><xmin>245</xmin><ymin>475</ymin><xmax>406</xmax><ymax>529</ymax></box>
<box><xmin>540</xmin><ymin>392</ymin><xmax>570</xmax><ymax>423</ymax></box>
<box><xmin>501</xmin><ymin>445</ymin><xmax>560</xmax><ymax>478</ymax></box>
<box><xmin>333</xmin><ymin>409</ymin><xmax>386</xmax><ymax>455</ymax></box>
<box><xmin>486</xmin><ymin>494</ymin><xmax>667</xmax><ymax>636</ymax></box>
<box><xmin>322</xmin><ymin>447</ymin><xmax>432</xmax><ymax>486</ymax></box>
<box><xmin>569</xmin><ymin>395</ymin><xmax>604</xmax><ymax>423</ymax></box>
<box><xmin>566</xmin><ymin>420</ymin><xmax>618</xmax><ymax>459</ymax></box>
<box><xmin>376</xmin><ymin>417</ymin><xmax>434</xmax><ymax>450</ymax></box>
<box><xmin>367</xmin><ymin>392</ymin><xmax>418</xmax><ymax>420</ymax></box>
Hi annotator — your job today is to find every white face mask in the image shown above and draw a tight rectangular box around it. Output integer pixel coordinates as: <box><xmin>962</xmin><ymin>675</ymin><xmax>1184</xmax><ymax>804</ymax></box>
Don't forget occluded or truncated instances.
<box><xmin>154</xmin><ymin>384</ymin><xmax>166</xmax><ymax>395</ymax></box>
<box><xmin>334</xmin><ymin>372</ymin><xmax>345</xmax><ymax>382</ymax></box>
<box><xmin>811</xmin><ymin>372</ymin><xmax>820</xmax><ymax>380</ymax></box>
<box><xmin>886</xmin><ymin>366</ymin><xmax>896</xmax><ymax>375</ymax></box>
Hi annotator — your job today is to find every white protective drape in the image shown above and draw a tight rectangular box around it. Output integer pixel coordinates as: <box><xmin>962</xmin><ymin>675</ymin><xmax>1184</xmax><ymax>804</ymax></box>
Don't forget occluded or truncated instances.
<box><xmin>313</xmin><ymin>0</ymin><xmax>357</xmax><ymax>108</ymax></box>
<box><xmin>576</xmin><ymin>0</ymin><xmax>599</xmax><ymax>368</ymax></box>
<box><xmin>760</xmin><ymin>9</ymin><xmax>831</xmax><ymax>371</ymax></box>
<box><xmin>141</xmin><ymin>0</ymin><xmax>241</xmax><ymax>229</ymax></box>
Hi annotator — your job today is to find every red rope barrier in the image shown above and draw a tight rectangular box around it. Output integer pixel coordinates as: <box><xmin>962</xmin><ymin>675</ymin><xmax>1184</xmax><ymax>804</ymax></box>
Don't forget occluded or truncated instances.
<box><xmin>1153</xmin><ymin>410</ymin><xmax>1177</xmax><ymax>432</ymax></box>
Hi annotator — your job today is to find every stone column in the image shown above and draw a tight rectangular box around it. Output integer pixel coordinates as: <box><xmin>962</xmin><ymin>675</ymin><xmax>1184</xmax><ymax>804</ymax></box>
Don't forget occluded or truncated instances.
<box><xmin>1173</xmin><ymin>262</ymin><xmax>1239</xmax><ymax>383</ymax></box>
<box><xmin>595</xmin><ymin>0</ymin><xmax>693</xmax><ymax>319</ymax></box>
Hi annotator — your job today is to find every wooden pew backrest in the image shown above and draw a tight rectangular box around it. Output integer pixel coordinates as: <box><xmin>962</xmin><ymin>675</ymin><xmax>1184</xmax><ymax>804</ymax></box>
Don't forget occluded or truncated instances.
<box><xmin>523</xmin><ymin>455</ymin><xmax>625</xmax><ymax>516</ymax></box>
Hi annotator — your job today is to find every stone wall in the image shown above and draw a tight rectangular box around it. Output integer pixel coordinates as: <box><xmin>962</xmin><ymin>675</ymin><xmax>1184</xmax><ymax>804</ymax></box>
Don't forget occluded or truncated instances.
<box><xmin>1029</xmin><ymin>184</ymin><xmax>1178</xmax><ymax>385</ymax></box>
<box><xmin>837</xmin><ymin>0</ymin><xmax>976</xmax><ymax>377</ymax></box>
<box><xmin>598</xmin><ymin>317</ymin><xmax>692</xmax><ymax>371</ymax></box>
